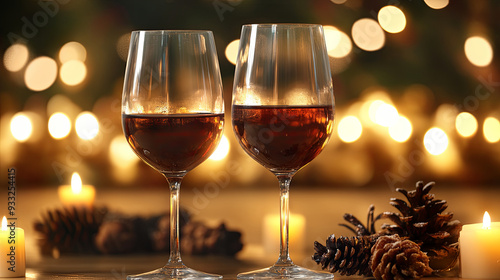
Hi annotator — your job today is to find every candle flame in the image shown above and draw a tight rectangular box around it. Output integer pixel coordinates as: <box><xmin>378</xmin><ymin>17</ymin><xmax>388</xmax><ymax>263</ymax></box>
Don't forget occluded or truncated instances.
<box><xmin>1</xmin><ymin>216</ymin><xmax>7</xmax><ymax>231</ymax></box>
<box><xmin>71</xmin><ymin>172</ymin><xmax>82</xmax><ymax>194</ymax></box>
<box><xmin>483</xmin><ymin>211</ymin><xmax>491</xmax><ymax>229</ymax></box>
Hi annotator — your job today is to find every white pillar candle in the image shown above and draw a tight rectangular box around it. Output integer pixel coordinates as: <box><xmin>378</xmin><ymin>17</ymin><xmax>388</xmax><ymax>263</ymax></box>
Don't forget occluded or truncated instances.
<box><xmin>0</xmin><ymin>216</ymin><xmax>25</xmax><ymax>278</ymax></box>
<box><xmin>460</xmin><ymin>211</ymin><xmax>500</xmax><ymax>279</ymax></box>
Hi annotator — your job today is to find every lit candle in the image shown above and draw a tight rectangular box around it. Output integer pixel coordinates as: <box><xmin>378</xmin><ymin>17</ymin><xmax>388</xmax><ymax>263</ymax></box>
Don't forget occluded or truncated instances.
<box><xmin>58</xmin><ymin>172</ymin><xmax>96</xmax><ymax>208</ymax></box>
<box><xmin>460</xmin><ymin>211</ymin><xmax>500</xmax><ymax>279</ymax></box>
<box><xmin>0</xmin><ymin>216</ymin><xmax>25</xmax><ymax>277</ymax></box>
<box><xmin>263</xmin><ymin>213</ymin><xmax>305</xmax><ymax>256</ymax></box>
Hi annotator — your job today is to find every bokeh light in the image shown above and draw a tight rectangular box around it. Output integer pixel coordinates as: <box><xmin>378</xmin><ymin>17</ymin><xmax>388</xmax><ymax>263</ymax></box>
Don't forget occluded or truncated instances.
<box><xmin>330</xmin><ymin>0</ymin><xmax>347</xmax><ymax>4</ymax></box>
<box><xmin>225</xmin><ymin>39</ymin><xmax>240</xmax><ymax>65</ymax></box>
<box><xmin>60</xmin><ymin>60</ymin><xmax>87</xmax><ymax>86</ymax></box>
<box><xmin>338</xmin><ymin>116</ymin><xmax>362</xmax><ymax>143</ymax></box>
<box><xmin>48</xmin><ymin>113</ymin><xmax>71</xmax><ymax>139</ymax></box>
<box><xmin>109</xmin><ymin>135</ymin><xmax>139</xmax><ymax>167</ymax></box>
<box><xmin>59</xmin><ymin>41</ymin><xmax>87</xmax><ymax>63</ymax></box>
<box><xmin>3</xmin><ymin>44</ymin><xmax>29</xmax><ymax>72</ymax></box>
<box><xmin>483</xmin><ymin>117</ymin><xmax>500</xmax><ymax>143</ymax></box>
<box><xmin>324</xmin><ymin>26</ymin><xmax>352</xmax><ymax>58</ymax></box>
<box><xmin>116</xmin><ymin>33</ymin><xmax>131</xmax><ymax>61</ymax></box>
<box><xmin>374</xmin><ymin>103</ymin><xmax>399</xmax><ymax>127</ymax></box>
<box><xmin>378</xmin><ymin>5</ymin><xmax>406</xmax><ymax>33</ymax></box>
<box><xmin>351</xmin><ymin>18</ymin><xmax>385</xmax><ymax>51</ymax></box>
<box><xmin>464</xmin><ymin>36</ymin><xmax>493</xmax><ymax>67</ymax></box>
<box><xmin>209</xmin><ymin>135</ymin><xmax>230</xmax><ymax>161</ymax></box>
<box><xmin>10</xmin><ymin>113</ymin><xmax>33</xmax><ymax>142</ymax></box>
<box><xmin>389</xmin><ymin>115</ymin><xmax>412</xmax><ymax>142</ymax></box>
<box><xmin>75</xmin><ymin>112</ymin><xmax>99</xmax><ymax>140</ymax></box>
<box><xmin>455</xmin><ymin>112</ymin><xmax>477</xmax><ymax>138</ymax></box>
<box><xmin>424</xmin><ymin>127</ymin><xmax>449</xmax><ymax>155</ymax></box>
<box><xmin>424</xmin><ymin>0</ymin><xmax>449</xmax><ymax>9</ymax></box>
<box><xmin>24</xmin><ymin>56</ymin><xmax>58</xmax><ymax>91</ymax></box>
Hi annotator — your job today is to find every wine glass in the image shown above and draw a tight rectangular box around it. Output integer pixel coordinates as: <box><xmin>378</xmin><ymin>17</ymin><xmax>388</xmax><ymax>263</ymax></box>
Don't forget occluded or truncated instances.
<box><xmin>232</xmin><ymin>24</ymin><xmax>335</xmax><ymax>279</ymax></box>
<box><xmin>122</xmin><ymin>30</ymin><xmax>224</xmax><ymax>280</ymax></box>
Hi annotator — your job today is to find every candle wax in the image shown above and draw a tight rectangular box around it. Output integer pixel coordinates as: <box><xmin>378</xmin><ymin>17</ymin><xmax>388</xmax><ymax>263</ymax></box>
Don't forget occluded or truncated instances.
<box><xmin>460</xmin><ymin>222</ymin><xmax>500</xmax><ymax>279</ymax></box>
<box><xmin>0</xmin><ymin>225</ymin><xmax>25</xmax><ymax>277</ymax></box>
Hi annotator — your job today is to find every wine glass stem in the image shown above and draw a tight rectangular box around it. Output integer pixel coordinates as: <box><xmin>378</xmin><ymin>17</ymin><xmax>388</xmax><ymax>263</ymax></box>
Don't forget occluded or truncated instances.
<box><xmin>276</xmin><ymin>173</ymin><xmax>293</xmax><ymax>265</ymax></box>
<box><xmin>165</xmin><ymin>175</ymin><xmax>185</xmax><ymax>268</ymax></box>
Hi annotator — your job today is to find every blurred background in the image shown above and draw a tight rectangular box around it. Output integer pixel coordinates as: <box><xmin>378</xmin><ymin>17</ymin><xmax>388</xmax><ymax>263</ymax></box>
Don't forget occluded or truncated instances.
<box><xmin>0</xmin><ymin>0</ymin><xmax>499</xmax><ymax>267</ymax></box>
<box><xmin>1</xmin><ymin>0</ymin><xmax>499</xmax><ymax>190</ymax></box>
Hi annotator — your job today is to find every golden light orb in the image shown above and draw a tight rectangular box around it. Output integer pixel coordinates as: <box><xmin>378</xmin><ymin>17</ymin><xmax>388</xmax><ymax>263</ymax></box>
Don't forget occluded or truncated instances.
<box><xmin>60</xmin><ymin>60</ymin><xmax>87</xmax><ymax>86</ymax></box>
<box><xmin>75</xmin><ymin>112</ymin><xmax>99</xmax><ymax>140</ymax></box>
<box><xmin>455</xmin><ymin>112</ymin><xmax>478</xmax><ymax>138</ymax></box>
<box><xmin>378</xmin><ymin>5</ymin><xmax>406</xmax><ymax>34</ymax></box>
<box><xmin>338</xmin><ymin>116</ymin><xmax>363</xmax><ymax>143</ymax></box>
<box><xmin>48</xmin><ymin>112</ymin><xmax>72</xmax><ymax>139</ymax></box>
<box><xmin>225</xmin><ymin>39</ymin><xmax>240</xmax><ymax>65</ymax></box>
<box><xmin>424</xmin><ymin>0</ymin><xmax>449</xmax><ymax>9</ymax></box>
<box><xmin>389</xmin><ymin>115</ymin><xmax>412</xmax><ymax>142</ymax></box>
<box><xmin>24</xmin><ymin>56</ymin><xmax>58</xmax><ymax>91</ymax></box>
<box><xmin>209</xmin><ymin>135</ymin><xmax>230</xmax><ymax>161</ymax></box>
<box><xmin>464</xmin><ymin>36</ymin><xmax>493</xmax><ymax>67</ymax></box>
<box><xmin>10</xmin><ymin>113</ymin><xmax>33</xmax><ymax>142</ymax></box>
<box><xmin>59</xmin><ymin>41</ymin><xmax>87</xmax><ymax>63</ymax></box>
<box><xmin>483</xmin><ymin>117</ymin><xmax>500</xmax><ymax>143</ymax></box>
<box><xmin>424</xmin><ymin>127</ymin><xmax>449</xmax><ymax>155</ymax></box>
<box><xmin>3</xmin><ymin>44</ymin><xmax>29</xmax><ymax>72</ymax></box>
<box><xmin>351</xmin><ymin>18</ymin><xmax>385</xmax><ymax>51</ymax></box>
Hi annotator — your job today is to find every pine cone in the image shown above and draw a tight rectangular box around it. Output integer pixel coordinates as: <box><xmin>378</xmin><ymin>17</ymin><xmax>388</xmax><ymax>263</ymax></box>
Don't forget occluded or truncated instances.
<box><xmin>371</xmin><ymin>235</ymin><xmax>433</xmax><ymax>280</ymax></box>
<box><xmin>33</xmin><ymin>207</ymin><xmax>108</xmax><ymax>256</ymax></box>
<box><xmin>313</xmin><ymin>234</ymin><xmax>377</xmax><ymax>276</ymax></box>
<box><xmin>180</xmin><ymin>221</ymin><xmax>243</xmax><ymax>256</ymax></box>
<box><xmin>381</xmin><ymin>181</ymin><xmax>462</xmax><ymax>271</ymax></box>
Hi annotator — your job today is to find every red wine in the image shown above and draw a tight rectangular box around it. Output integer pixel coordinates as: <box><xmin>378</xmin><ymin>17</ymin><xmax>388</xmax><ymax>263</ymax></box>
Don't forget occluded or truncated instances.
<box><xmin>123</xmin><ymin>113</ymin><xmax>224</xmax><ymax>173</ymax></box>
<box><xmin>232</xmin><ymin>105</ymin><xmax>334</xmax><ymax>173</ymax></box>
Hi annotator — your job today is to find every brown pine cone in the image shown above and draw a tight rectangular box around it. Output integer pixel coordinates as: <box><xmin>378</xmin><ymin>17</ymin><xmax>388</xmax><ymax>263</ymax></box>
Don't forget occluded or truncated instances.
<box><xmin>371</xmin><ymin>235</ymin><xmax>433</xmax><ymax>280</ymax></box>
<box><xmin>181</xmin><ymin>221</ymin><xmax>243</xmax><ymax>256</ymax></box>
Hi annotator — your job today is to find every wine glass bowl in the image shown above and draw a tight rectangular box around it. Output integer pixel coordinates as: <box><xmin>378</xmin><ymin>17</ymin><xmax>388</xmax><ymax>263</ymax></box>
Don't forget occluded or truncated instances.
<box><xmin>122</xmin><ymin>30</ymin><xmax>224</xmax><ymax>280</ymax></box>
<box><xmin>232</xmin><ymin>24</ymin><xmax>335</xmax><ymax>279</ymax></box>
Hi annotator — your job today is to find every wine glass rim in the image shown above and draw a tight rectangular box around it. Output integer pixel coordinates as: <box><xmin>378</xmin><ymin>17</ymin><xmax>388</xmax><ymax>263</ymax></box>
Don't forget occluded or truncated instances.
<box><xmin>242</xmin><ymin>23</ymin><xmax>323</xmax><ymax>28</ymax></box>
<box><xmin>131</xmin><ymin>30</ymin><xmax>213</xmax><ymax>35</ymax></box>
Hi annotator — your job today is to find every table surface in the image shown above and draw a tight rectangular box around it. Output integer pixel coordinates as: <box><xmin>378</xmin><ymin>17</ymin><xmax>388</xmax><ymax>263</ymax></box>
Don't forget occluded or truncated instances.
<box><xmin>2</xmin><ymin>186</ymin><xmax>499</xmax><ymax>279</ymax></box>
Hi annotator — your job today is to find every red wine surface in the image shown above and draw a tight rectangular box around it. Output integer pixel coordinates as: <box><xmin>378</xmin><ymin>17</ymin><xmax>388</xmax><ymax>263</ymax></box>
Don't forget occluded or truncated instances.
<box><xmin>232</xmin><ymin>105</ymin><xmax>334</xmax><ymax>173</ymax></box>
<box><xmin>123</xmin><ymin>113</ymin><xmax>224</xmax><ymax>173</ymax></box>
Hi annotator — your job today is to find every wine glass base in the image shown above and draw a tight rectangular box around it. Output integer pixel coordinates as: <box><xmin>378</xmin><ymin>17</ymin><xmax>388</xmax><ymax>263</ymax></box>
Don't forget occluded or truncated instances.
<box><xmin>127</xmin><ymin>266</ymin><xmax>222</xmax><ymax>280</ymax></box>
<box><xmin>237</xmin><ymin>264</ymin><xmax>333</xmax><ymax>279</ymax></box>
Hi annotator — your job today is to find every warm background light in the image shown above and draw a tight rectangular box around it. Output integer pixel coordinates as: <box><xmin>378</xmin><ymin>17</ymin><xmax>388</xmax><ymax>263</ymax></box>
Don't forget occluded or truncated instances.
<box><xmin>374</xmin><ymin>103</ymin><xmax>398</xmax><ymax>127</ymax></box>
<box><xmin>60</xmin><ymin>60</ymin><xmax>87</xmax><ymax>86</ymax></box>
<box><xmin>424</xmin><ymin>127</ymin><xmax>449</xmax><ymax>155</ymax></box>
<box><xmin>424</xmin><ymin>0</ymin><xmax>449</xmax><ymax>9</ymax></box>
<box><xmin>116</xmin><ymin>33</ymin><xmax>131</xmax><ymax>61</ymax></box>
<box><xmin>324</xmin><ymin>26</ymin><xmax>352</xmax><ymax>58</ymax></box>
<box><xmin>75</xmin><ymin>112</ymin><xmax>99</xmax><ymax>140</ymax></box>
<box><xmin>109</xmin><ymin>135</ymin><xmax>140</xmax><ymax>168</ymax></box>
<box><xmin>10</xmin><ymin>113</ymin><xmax>33</xmax><ymax>142</ymax></box>
<box><xmin>209</xmin><ymin>135</ymin><xmax>230</xmax><ymax>161</ymax></box>
<box><xmin>483</xmin><ymin>117</ymin><xmax>500</xmax><ymax>143</ymax></box>
<box><xmin>351</xmin><ymin>18</ymin><xmax>385</xmax><ymax>51</ymax></box>
<box><xmin>24</xmin><ymin>56</ymin><xmax>58</xmax><ymax>91</ymax></box>
<box><xmin>225</xmin><ymin>39</ymin><xmax>240</xmax><ymax>65</ymax></box>
<box><xmin>48</xmin><ymin>113</ymin><xmax>72</xmax><ymax>139</ymax></box>
<box><xmin>464</xmin><ymin>36</ymin><xmax>494</xmax><ymax>67</ymax></box>
<box><xmin>3</xmin><ymin>43</ymin><xmax>29</xmax><ymax>72</ymax></box>
<box><xmin>338</xmin><ymin>116</ymin><xmax>362</xmax><ymax>143</ymax></box>
<box><xmin>455</xmin><ymin>112</ymin><xmax>478</xmax><ymax>138</ymax></box>
<box><xmin>59</xmin><ymin>41</ymin><xmax>87</xmax><ymax>63</ymax></box>
<box><xmin>378</xmin><ymin>5</ymin><xmax>406</xmax><ymax>34</ymax></box>
<box><xmin>389</xmin><ymin>115</ymin><xmax>412</xmax><ymax>142</ymax></box>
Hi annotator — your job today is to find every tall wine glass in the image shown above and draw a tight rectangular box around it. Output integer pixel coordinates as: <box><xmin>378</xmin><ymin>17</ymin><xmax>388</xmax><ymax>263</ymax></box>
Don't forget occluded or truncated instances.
<box><xmin>122</xmin><ymin>30</ymin><xmax>224</xmax><ymax>280</ymax></box>
<box><xmin>232</xmin><ymin>24</ymin><xmax>335</xmax><ymax>279</ymax></box>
